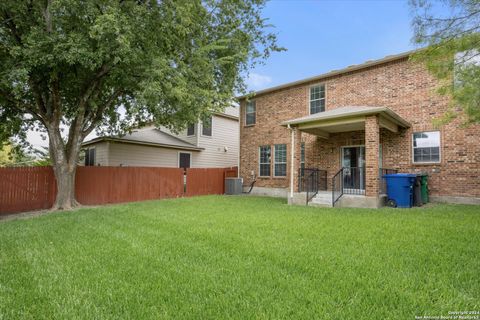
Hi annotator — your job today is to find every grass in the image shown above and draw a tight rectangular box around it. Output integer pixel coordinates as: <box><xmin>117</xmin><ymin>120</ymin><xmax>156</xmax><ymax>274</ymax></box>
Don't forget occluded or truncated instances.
<box><xmin>0</xmin><ymin>196</ymin><xmax>479</xmax><ymax>319</ymax></box>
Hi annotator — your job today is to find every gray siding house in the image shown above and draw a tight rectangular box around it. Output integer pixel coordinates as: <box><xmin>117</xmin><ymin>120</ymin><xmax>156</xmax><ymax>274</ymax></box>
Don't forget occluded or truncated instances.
<box><xmin>82</xmin><ymin>107</ymin><xmax>239</xmax><ymax>169</ymax></box>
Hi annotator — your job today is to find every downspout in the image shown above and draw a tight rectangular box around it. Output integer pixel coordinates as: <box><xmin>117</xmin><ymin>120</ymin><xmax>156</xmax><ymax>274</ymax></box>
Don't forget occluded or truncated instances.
<box><xmin>288</xmin><ymin>124</ymin><xmax>295</xmax><ymax>199</ymax></box>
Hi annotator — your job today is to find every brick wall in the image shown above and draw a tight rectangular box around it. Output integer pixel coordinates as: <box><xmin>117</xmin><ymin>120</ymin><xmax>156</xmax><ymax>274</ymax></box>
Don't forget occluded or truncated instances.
<box><xmin>240</xmin><ymin>57</ymin><xmax>480</xmax><ymax>198</ymax></box>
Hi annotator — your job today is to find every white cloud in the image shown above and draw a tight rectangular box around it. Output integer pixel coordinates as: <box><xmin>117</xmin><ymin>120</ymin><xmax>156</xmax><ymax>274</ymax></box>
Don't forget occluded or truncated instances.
<box><xmin>247</xmin><ymin>73</ymin><xmax>272</xmax><ymax>90</ymax></box>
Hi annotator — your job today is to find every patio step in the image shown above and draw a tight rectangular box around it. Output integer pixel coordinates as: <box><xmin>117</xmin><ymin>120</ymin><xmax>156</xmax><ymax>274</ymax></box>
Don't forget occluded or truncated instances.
<box><xmin>309</xmin><ymin>192</ymin><xmax>333</xmax><ymax>208</ymax></box>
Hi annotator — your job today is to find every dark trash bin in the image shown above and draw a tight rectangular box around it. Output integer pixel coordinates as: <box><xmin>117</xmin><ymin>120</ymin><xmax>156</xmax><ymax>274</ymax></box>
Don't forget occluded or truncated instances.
<box><xmin>419</xmin><ymin>174</ymin><xmax>429</xmax><ymax>203</ymax></box>
<box><xmin>413</xmin><ymin>175</ymin><xmax>423</xmax><ymax>207</ymax></box>
<box><xmin>383</xmin><ymin>173</ymin><xmax>417</xmax><ymax>208</ymax></box>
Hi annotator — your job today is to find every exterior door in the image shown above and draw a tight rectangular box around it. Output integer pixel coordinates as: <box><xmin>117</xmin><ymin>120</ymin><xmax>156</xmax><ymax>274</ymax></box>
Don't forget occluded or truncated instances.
<box><xmin>179</xmin><ymin>152</ymin><xmax>191</xmax><ymax>171</ymax></box>
<box><xmin>341</xmin><ymin>146</ymin><xmax>365</xmax><ymax>191</ymax></box>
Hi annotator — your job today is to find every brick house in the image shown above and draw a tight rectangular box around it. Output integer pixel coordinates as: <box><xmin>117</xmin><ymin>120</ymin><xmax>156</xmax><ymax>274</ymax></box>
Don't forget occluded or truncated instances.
<box><xmin>238</xmin><ymin>50</ymin><xmax>480</xmax><ymax>207</ymax></box>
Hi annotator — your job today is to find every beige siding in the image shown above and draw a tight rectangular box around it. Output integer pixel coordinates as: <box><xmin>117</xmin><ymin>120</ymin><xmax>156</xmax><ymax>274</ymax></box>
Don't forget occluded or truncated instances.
<box><xmin>193</xmin><ymin>115</ymin><xmax>239</xmax><ymax>168</ymax></box>
<box><xmin>82</xmin><ymin>142</ymin><xmax>109</xmax><ymax>166</ymax></box>
<box><xmin>223</xmin><ymin>106</ymin><xmax>239</xmax><ymax>117</ymax></box>
<box><xmin>160</xmin><ymin>107</ymin><xmax>238</xmax><ymax>147</ymax></box>
<box><xmin>87</xmin><ymin>108</ymin><xmax>239</xmax><ymax>168</ymax></box>
<box><xmin>159</xmin><ymin>125</ymin><xmax>198</xmax><ymax>146</ymax></box>
<box><xmin>108</xmin><ymin>142</ymin><xmax>188</xmax><ymax>167</ymax></box>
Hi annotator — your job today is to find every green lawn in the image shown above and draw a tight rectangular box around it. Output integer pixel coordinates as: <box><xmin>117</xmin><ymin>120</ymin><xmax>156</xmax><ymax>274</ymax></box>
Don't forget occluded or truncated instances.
<box><xmin>0</xmin><ymin>196</ymin><xmax>479</xmax><ymax>319</ymax></box>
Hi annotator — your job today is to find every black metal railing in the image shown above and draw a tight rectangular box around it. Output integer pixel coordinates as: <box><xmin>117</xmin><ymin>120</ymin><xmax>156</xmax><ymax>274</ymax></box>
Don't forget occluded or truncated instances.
<box><xmin>379</xmin><ymin>168</ymin><xmax>398</xmax><ymax>195</ymax></box>
<box><xmin>298</xmin><ymin>168</ymin><xmax>327</xmax><ymax>192</ymax></box>
<box><xmin>342</xmin><ymin>167</ymin><xmax>366</xmax><ymax>195</ymax></box>
<box><xmin>299</xmin><ymin>168</ymin><xmax>327</xmax><ymax>204</ymax></box>
<box><xmin>332</xmin><ymin>167</ymin><xmax>399</xmax><ymax>206</ymax></box>
<box><xmin>332</xmin><ymin>168</ymin><xmax>344</xmax><ymax>206</ymax></box>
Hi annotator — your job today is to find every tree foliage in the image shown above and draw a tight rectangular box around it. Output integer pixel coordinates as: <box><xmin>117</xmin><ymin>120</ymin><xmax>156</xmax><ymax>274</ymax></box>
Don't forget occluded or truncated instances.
<box><xmin>0</xmin><ymin>0</ymin><xmax>281</xmax><ymax>208</ymax></box>
<box><xmin>410</xmin><ymin>0</ymin><xmax>480</xmax><ymax>125</ymax></box>
<box><xmin>0</xmin><ymin>140</ymin><xmax>34</xmax><ymax>166</ymax></box>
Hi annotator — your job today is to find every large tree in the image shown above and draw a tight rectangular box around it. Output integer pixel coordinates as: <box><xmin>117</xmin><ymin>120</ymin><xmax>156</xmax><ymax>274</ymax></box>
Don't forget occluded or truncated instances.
<box><xmin>410</xmin><ymin>0</ymin><xmax>480</xmax><ymax>125</ymax></box>
<box><xmin>0</xmin><ymin>0</ymin><xmax>281</xmax><ymax>209</ymax></box>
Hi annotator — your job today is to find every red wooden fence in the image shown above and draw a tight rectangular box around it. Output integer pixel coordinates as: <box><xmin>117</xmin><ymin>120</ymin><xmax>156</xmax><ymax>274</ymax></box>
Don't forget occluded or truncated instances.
<box><xmin>0</xmin><ymin>166</ymin><xmax>56</xmax><ymax>214</ymax></box>
<box><xmin>75</xmin><ymin>167</ymin><xmax>184</xmax><ymax>205</ymax></box>
<box><xmin>186</xmin><ymin>168</ymin><xmax>226</xmax><ymax>197</ymax></box>
<box><xmin>0</xmin><ymin>166</ymin><xmax>238</xmax><ymax>215</ymax></box>
<box><xmin>186</xmin><ymin>166</ymin><xmax>238</xmax><ymax>197</ymax></box>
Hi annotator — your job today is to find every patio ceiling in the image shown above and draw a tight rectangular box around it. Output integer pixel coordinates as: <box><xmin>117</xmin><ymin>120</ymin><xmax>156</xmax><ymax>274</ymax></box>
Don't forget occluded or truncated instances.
<box><xmin>282</xmin><ymin>106</ymin><xmax>410</xmax><ymax>139</ymax></box>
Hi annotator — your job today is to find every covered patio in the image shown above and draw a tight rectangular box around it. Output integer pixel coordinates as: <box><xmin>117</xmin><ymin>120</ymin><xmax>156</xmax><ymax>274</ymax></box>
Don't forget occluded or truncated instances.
<box><xmin>283</xmin><ymin>106</ymin><xmax>411</xmax><ymax>208</ymax></box>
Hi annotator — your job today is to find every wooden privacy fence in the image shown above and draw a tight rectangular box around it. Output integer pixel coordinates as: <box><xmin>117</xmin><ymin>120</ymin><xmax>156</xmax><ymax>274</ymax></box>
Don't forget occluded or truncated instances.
<box><xmin>0</xmin><ymin>166</ymin><xmax>238</xmax><ymax>215</ymax></box>
<box><xmin>75</xmin><ymin>167</ymin><xmax>184</xmax><ymax>205</ymax></box>
<box><xmin>0</xmin><ymin>166</ymin><xmax>56</xmax><ymax>214</ymax></box>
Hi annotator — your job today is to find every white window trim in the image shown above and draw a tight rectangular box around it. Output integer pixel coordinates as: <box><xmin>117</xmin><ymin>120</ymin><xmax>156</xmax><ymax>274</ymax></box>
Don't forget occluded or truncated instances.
<box><xmin>258</xmin><ymin>145</ymin><xmax>271</xmax><ymax>177</ymax></box>
<box><xmin>274</xmin><ymin>144</ymin><xmax>287</xmax><ymax>177</ymax></box>
<box><xmin>412</xmin><ymin>131</ymin><xmax>441</xmax><ymax>164</ymax></box>
<box><xmin>245</xmin><ymin>100</ymin><xmax>256</xmax><ymax>126</ymax></box>
<box><xmin>178</xmin><ymin>151</ymin><xmax>192</xmax><ymax>168</ymax></box>
<box><xmin>308</xmin><ymin>84</ymin><xmax>326</xmax><ymax>115</ymax></box>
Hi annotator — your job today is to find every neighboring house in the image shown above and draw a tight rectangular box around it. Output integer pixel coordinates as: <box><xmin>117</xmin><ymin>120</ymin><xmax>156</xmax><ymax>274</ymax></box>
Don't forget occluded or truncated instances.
<box><xmin>82</xmin><ymin>106</ymin><xmax>239</xmax><ymax>169</ymax></box>
<box><xmin>238</xmin><ymin>50</ymin><xmax>480</xmax><ymax>207</ymax></box>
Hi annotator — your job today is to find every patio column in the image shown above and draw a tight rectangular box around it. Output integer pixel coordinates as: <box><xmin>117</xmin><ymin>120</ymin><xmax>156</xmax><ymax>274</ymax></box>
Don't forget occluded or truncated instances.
<box><xmin>289</xmin><ymin>126</ymin><xmax>302</xmax><ymax>198</ymax></box>
<box><xmin>365</xmin><ymin>115</ymin><xmax>380</xmax><ymax>197</ymax></box>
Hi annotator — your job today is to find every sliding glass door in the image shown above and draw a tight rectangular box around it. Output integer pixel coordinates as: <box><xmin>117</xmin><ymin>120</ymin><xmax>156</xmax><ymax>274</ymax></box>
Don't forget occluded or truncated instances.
<box><xmin>341</xmin><ymin>146</ymin><xmax>365</xmax><ymax>193</ymax></box>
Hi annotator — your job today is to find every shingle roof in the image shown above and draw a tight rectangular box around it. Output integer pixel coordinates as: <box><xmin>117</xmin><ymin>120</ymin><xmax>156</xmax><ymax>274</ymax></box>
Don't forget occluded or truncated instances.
<box><xmin>82</xmin><ymin>127</ymin><xmax>203</xmax><ymax>151</ymax></box>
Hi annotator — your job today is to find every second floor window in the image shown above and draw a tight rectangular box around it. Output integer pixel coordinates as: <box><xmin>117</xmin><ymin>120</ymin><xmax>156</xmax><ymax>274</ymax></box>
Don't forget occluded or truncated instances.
<box><xmin>187</xmin><ymin>124</ymin><xmax>195</xmax><ymax>136</ymax></box>
<box><xmin>84</xmin><ymin>148</ymin><xmax>96</xmax><ymax>166</ymax></box>
<box><xmin>274</xmin><ymin>144</ymin><xmax>287</xmax><ymax>177</ymax></box>
<box><xmin>246</xmin><ymin>100</ymin><xmax>256</xmax><ymax>125</ymax></box>
<box><xmin>413</xmin><ymin>131</ymin><xmax>440</xmax><ymax>163</ymax></box>
<box><xmin>310</xmin><ymin>84</ymin><xmax>325</xmax><ymax>114</ymax></box>
<box><xmin>202</xmin><ymin>117</ymin><xmax>212</xmax><ymax>136</ymax></box>
<box><xmin>259</xmin><ymin>145</ymin><xmax>271</xmax><ymax>177</ymax></box>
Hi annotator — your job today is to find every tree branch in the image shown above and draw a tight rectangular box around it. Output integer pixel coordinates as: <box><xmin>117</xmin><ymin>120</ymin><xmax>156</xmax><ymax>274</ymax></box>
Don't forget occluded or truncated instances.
<box><xmin>0</xmin><ymin>87</ymin><xmax>46</xmax><ymax>125</ymax></box>
<box><xmin>2</xmin><ymin>10</ymin><xmax>23</xmax><ymax>45</ymax></box>
<box><xmin>83</xmin><ymin>89</ymin><xmax>122</xmax><ymax>137</ymax></box>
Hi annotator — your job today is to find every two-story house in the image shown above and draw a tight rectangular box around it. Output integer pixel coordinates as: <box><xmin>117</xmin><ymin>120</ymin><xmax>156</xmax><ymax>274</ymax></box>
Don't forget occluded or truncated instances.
<box><xmin>82</xmin><ymin>106</ymin><xmax>239</xmax><ymax>170</ymax></box>
<box><xmin>238</xmin><ymin>50</ymin><xmax>480</xmax><ymax>207</ymax></box>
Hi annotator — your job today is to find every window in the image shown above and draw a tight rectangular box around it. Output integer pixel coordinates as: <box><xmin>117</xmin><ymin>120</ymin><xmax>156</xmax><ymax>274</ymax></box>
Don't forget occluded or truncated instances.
<box><xmin>259</xmin><ymin>145</ymin><xmax>271</xmax><ymax>177</ymax></box>
<box><xmin>187</xmin><ymin>124</ymin><xmax>195</xmax><ymax>136</ymax></box>
<box><xmin>309</xmin><ymin>85</ymin><xmax>325</xmax><ymax>114</ymax></box>
<box><xmin>413</xmin><ymin>131</ymin><xmax>440</xmax><ymax>163</ymax></box>
<box><xmin>202</xmin><ymin>117</ymin><xmax>212</xmax><ymax>136</ymax></box>
<box><xmin>179</xmin><ymin>152</ymin><xmax>191</xmax><ymax>170</ymax></box>
<box><xmin>274</xmin><ymin>144</ymin><xmax>287</xmax><ymax>177</ymax></box>
<box><xmin>84</xmin><ymin>148</ymin><xmax>96</xmax><ymax>166</ymax></box>
<box><xmin>246</xmin><ymin>100</ymin><xmax>256</xmax><ymax>125</ymax></box>
<box><xmin>300</xmin><ymin>142</ymin><xmax>305</xmax><ymax>176</ymax></box>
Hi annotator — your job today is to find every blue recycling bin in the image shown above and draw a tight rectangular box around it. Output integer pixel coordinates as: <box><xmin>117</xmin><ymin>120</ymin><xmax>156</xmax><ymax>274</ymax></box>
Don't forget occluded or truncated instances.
<box><xmin>383</xmin><ymin>174</ymin><xmax>417</xmax><ymax>208</ymax></box>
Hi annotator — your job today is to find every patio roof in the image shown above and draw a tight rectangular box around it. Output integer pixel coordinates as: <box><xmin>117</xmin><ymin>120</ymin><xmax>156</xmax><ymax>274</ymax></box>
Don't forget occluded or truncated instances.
<box><xmin>282</xmin><ymin>106</ymin><xmax>410</xmax><ymax>139</ymax></box>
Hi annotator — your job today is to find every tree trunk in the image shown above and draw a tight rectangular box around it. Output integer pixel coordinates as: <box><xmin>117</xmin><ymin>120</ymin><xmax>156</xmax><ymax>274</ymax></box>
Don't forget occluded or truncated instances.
<box><xmin>47</xmin><ymin>124</ymin><xmax>82</xmax><ymax>210</ymax></box>
<box><xmin>52</xmin><ymin>162</ymin><xmax>79</xmax><ymax>210</ymax></box>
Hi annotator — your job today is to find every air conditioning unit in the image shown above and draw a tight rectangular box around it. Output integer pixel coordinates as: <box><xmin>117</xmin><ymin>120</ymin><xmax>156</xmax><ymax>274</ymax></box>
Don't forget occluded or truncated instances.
<box><xmin>225</xmin><ymin>177</ymin><xmax>243</xmax><ymax>195</ymax></box>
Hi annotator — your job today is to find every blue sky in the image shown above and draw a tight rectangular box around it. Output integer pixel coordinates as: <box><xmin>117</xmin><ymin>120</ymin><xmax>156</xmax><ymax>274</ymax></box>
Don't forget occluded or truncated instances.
<box><xmin>28</xmin><ymin>1</ymin><xmax>425</xmax><ymax>148</ymax></box>
<box><xmin>246</xmin><ymin>0</ymin><xmax>418</xmax><ymax>91</ymax></box>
